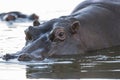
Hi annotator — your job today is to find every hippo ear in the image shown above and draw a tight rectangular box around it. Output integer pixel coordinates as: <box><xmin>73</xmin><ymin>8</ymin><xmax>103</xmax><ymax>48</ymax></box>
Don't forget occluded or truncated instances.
<box><xmin>33</xmin><ymin>19</ymin><xmax>40</xmax><ymax>26</ymax></box>
<box><xmin>70</xmin><ymin>21</ymin><xmax>80</xmax><ymax>34</ymax></box>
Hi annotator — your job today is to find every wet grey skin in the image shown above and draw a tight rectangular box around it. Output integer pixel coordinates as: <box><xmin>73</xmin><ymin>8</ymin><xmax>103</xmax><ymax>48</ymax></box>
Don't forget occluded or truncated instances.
<box><xmin>17</xmin><ymin>17</ymin><xmax>84</xmax><ymax>61</ymax></box>
<box><xmin>14</xmin><ymin>19</ymin><xmax>56</xmax><ymax>61</ymax></box>
<box><xmin>3</xmin><ymin>0</ymin><xmax>120</xmax><ymax>61</ymax></box>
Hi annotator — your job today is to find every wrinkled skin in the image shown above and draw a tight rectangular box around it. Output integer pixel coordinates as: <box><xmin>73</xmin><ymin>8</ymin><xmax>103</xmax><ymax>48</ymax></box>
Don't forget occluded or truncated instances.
<box><xmin>3</xmin><ymin>0</ymin><xmax>120</xmax><ymax>61</ymax></box>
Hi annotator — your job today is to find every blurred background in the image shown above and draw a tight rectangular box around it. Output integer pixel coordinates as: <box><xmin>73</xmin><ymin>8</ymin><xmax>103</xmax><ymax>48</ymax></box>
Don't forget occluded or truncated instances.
<box><xmin>0</xmin><ymin>0</ymin><xmax>83</xmax><ymax>20</ymax></box>
<box><xmin>0</xmin><ymin>0</ymin><xmax>83</xmax><ymax>54</ymax></box>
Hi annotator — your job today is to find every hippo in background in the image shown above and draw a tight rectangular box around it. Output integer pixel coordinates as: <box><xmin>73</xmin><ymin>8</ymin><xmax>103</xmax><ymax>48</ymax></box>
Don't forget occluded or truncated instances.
<box><xmin>29</xmin><ymin>13</ymin><xmax>39</xmax><ymax>21</ymax></box>
<box><xmin>3</xmin><ymin>0</ymin><xmax>120</xmax><ymax>61</ymax></box>
<box><xmin>0</xmin><ymin>11</ymin><xmax>39</xmax><ymax>24</ymax></box>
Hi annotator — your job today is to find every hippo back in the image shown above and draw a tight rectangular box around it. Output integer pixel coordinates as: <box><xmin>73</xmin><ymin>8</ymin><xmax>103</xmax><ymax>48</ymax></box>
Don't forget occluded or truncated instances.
<box><xmin>72</xmin><ymin>0</ymin><xmax>120</xmax><ymax>14</ymax></box>
<box><xmin>71</xmin><ymin>0</ymin><xmax>120</xmax><ymax>50</ymax></box>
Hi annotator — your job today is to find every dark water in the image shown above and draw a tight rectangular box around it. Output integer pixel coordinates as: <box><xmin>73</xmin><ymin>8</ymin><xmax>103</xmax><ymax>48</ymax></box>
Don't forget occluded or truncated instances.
<box><xmin>0</xmin><ymin>22</ymin><xmax>120</xmax><ymax>80</ymax></box>
<box><xmin>26</xmin><ymin>48</ymin><xmax>120</xmax><ymax>79</ymax></box>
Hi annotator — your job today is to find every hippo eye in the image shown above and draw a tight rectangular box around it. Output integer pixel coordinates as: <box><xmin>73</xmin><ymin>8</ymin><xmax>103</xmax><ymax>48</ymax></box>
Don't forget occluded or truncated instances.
<box><xmin>58</xmin><ymin>32</ymin><xmax>64</xmax><ymax>37</ymax></box>
<box><xmin>49</xmin><ymin>28</ymin><xmax>66</xmax><ymax>42</ymax></box>
<box><xmin>56</xmin><ymin>31</ymin><xmax>66</xmax><ymax>41</ymax></box>
<box><xmin>55</xmin><ymin>28</ymin><xmax>66</xmax><ymax>41</ymax></box>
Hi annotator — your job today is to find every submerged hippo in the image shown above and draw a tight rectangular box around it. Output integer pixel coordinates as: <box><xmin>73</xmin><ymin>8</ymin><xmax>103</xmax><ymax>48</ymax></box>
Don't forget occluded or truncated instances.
<box><xmin>3</xmin><ymin>0</ymin><xmax>120</xmax><ymax>61</ymax></box>
<box><xmin>1</xmin><ymin>11</ymin><xmax>27</xmax><ymax>21</ymax></box>
<box><xmin>0</xmin><ymin>11</ymin><xmax>39</xmax><ymax>23</ymax></box>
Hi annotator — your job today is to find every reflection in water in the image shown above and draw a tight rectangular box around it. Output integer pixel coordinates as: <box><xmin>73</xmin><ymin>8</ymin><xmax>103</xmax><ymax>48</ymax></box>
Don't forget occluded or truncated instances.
<box><xmin>25</xmin><ymin>50</ymin><xmax>120</xmax><ymax>79</ymax></box>
<box><xmin>1</xmin><ymin>53</ymin><xmax>120</xmax><ymax>79</ymax></box>
<box><xmin>0</xmin><ymin>22</ymin><xmax>120</xmax><ymax>80</ymax></box>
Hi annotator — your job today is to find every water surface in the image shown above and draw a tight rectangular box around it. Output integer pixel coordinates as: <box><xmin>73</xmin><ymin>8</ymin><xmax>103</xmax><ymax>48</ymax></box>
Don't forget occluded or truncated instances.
<box><xmin>0</xmin><ymin>22</ymin><xmax>120</xmax><ymax>80</ymax></box>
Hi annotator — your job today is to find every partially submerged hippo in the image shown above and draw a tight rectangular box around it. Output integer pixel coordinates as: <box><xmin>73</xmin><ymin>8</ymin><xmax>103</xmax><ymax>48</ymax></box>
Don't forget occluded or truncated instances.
<box><xmin>0</xmin><ymin>11</ymin><xmax>39</xmax><ymax>23</ymax></box>
<box><xmin>0</xmin><ymin>11</ymin><xmax>27</xmax><ymax>21</ymax></box>
<box><xmin>3</xmin><ymin>0</ymin><xmax>120</xmax><ymax>61</ymax></box>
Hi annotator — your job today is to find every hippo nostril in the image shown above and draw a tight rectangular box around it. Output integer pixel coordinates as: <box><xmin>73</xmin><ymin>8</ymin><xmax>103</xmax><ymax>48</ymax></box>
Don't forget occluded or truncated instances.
<box><xmin>18</xmin><ymin>53</ymin><xmax>32</xmax><ymax>61</ymax></box>
<box><xmin>2</xmin><ymin>54</ymin><xmax>17</xmax><ymax>61</ymax></box>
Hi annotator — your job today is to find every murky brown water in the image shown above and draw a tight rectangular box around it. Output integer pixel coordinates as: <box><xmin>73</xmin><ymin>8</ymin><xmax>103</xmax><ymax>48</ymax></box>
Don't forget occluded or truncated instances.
<box><xmin>0</xmin><ymin>22</ymin><xmax>120</xmax><ymax>80</ymax></box>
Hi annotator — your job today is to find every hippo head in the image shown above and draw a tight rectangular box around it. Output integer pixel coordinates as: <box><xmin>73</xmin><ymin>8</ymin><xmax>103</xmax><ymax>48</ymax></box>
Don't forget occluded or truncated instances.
<box><xmin>17</xmin><ymin>19</ymin><xmax>55</xmax><ymax>61</ymax></box>
<box><xmin>48</xmin><ymin>18</ymin><xmax>85</xmax><ymax>56</ymax></box>
<box><xmin>4</xmin><ymin>13</ymin><xmax>17</xmax><ymax>21</ymax></box>
<box><xmin>29</xmin><ymin>13</ymin><xmax>39</xmax><ymax>20</ymax></box>
<box><xmin>3</xmin><ymin>17</ymin><xmax>85</xmax><ymax>61</ymax></box>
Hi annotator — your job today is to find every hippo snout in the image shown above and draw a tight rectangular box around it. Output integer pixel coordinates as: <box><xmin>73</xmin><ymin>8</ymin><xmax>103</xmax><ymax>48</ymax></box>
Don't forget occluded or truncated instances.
<box><xmin>18</xmin><ymin>53</ymin><xmax>33</xmax><ymax>61</ymax></box>
<box><xmin>18</xmin><ymin>53</ymin><xmax>44</xmax><ymax>61</ymax></box>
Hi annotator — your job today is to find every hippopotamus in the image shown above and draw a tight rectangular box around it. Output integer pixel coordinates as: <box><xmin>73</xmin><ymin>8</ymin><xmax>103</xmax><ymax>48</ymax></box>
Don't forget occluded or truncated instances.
<box><xmin>29</xmin><ymin>13</ymin><xmax>39</xmax><ymax>20</ymax></box>
<box><xmin>3</xmin><ymin>0</ymin><xmax>120</xmax><ymax>61</ymax></box>
<box><xmin>0</xmin><ymin>11</ymin><xmax>39</xmax><ymax>23</ymax></box>
<box><xmin>1</xmin><ymin>11</ymin><xmax>27</xmax><ymax>21</ymax></box>
<box><xmin>33</xmin><ymin>19</ymin><xmax>40</xmax><ymax>26</ymax></box>
<box><xmin>4</xmin><ymin>14</ymin><xmax>17</xmax><ymax>21</ymax></box>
